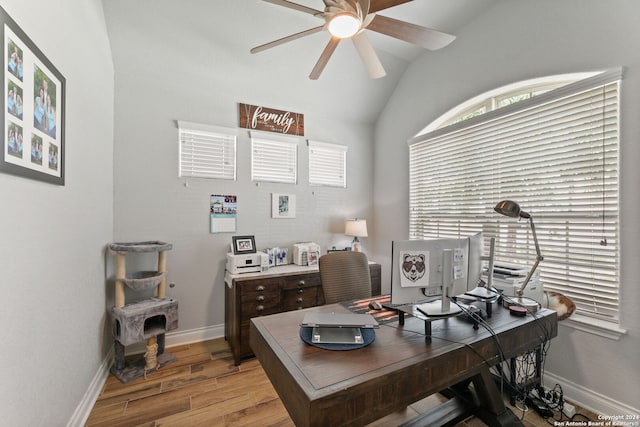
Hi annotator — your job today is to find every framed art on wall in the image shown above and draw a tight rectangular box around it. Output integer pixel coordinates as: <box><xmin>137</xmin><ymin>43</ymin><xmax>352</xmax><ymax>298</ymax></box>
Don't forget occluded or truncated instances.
<box><xmin>271</xmin><ymin>193</ymin><xmax>296</xmax><ymax>219</ymax></box>
<box><xmin>0</xmin><ymin>6</ymin><xmax>65</xmax><ymax>185</ymax></box>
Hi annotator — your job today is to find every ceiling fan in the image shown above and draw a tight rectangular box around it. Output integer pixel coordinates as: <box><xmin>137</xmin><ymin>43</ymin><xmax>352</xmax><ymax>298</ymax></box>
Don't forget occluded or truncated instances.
<box><xmin>250</xmin><ymin>0</ymin><xmax>456</xmax><ymax>80</ymax></box>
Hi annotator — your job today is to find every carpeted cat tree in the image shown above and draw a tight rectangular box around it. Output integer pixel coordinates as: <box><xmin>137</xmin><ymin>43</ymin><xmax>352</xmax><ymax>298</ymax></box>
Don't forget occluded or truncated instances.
<box><xmin>108</xmin><ymin>241</ymin><xmax>178</xmax><ymax>383</ymax></box>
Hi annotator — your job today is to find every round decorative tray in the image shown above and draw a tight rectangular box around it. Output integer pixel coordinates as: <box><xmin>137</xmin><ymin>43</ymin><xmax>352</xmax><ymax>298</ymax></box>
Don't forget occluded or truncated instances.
<box><xmin>299</xmin><ymin>327</ymin><xmax>375</xmax><ymax>351</ymax></box>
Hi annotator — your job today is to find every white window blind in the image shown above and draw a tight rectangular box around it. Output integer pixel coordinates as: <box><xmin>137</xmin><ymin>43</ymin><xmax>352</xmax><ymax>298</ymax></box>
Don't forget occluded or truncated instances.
<box><xmin>409</xmin><ymin>69</ymin><xmax>621</xmax><ymax>322</ymax></box>
<box><xmin>308</xmin><ymin>140</ymin><xmax>347</xmax><ymax>188</ymax></box>
<box><xmin>178</xmin><ymin>121</ymin><xmax>236</xmax><ymax>180</ymax></box>
<box><xmin>251</xmin><ymin>131</ymin><xmax>298</xmax><ymax>184</ymax></box>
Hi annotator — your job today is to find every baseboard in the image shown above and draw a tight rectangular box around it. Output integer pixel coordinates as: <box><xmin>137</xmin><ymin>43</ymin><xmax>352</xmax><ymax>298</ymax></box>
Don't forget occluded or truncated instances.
<box><xmin>123</xmin><ymin>323</ymin><xmax>226</xmax><ymax>355</ymax></box>
<box><xmin>544</xmin><ymin>370</ymin><xmax>640</xmax><ymax>417</ymax></box>
<box><xmin>68</xmin><ymin>323</ymin><xmax>225</xmax><ymax>426</ymax></box>
<box><xmin>66</xmin><ymin>347</ymin><xmax>114</xmax><ymax>427</ymax></box>
<box><xmin>165</xmin><ymin>323</ymin><xmax>225</xmax><ymax>347</ymax></box>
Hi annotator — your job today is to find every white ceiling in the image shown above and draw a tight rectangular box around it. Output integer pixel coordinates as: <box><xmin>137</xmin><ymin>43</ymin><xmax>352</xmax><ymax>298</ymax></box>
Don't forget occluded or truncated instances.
<box><xmin>103</xmin><ymin>0</ymin><xmax>498</xmax><ymax>124</ymax></box>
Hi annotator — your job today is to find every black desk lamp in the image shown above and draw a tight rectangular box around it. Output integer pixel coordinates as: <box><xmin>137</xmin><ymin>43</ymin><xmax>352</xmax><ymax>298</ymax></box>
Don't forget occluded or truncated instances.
<box><xmin>494</xmin><ymin>200</ymin><xmax>544</xmax><ymax>312</ymax></box>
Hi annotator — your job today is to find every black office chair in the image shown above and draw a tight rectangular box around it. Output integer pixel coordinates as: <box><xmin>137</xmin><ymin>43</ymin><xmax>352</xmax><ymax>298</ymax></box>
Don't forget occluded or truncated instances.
<box><xmin>319</xmin><ymin>251</ymin><xmax>372</xmax><ymax>304</ymax></box>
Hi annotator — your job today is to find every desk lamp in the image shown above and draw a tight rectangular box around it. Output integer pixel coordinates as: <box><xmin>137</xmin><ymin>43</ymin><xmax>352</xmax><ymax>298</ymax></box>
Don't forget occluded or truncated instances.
<box><xmin>345</xmin><ymin>219</ymin><xmax>367</xmax><ymax>252</ymax></box>
<box><xmin>494</xmin><ymin>200</ymin><xmax>544</xmax><ymax>313</ymax></box>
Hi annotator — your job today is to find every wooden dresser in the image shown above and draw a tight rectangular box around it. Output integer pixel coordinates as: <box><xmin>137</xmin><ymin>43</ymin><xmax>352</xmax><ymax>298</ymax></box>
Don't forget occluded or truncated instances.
<box><xmin>225</xmin><ymin>263</ymin><xmax>381</xmax><ymax>365</ymax></box>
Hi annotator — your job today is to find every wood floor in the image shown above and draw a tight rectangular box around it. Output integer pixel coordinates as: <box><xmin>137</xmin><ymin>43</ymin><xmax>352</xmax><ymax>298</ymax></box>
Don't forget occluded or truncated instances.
<box><xmin>86</xmin><ymin>338</ymin><xmax>595</xmax><ymax>427</ymax></box>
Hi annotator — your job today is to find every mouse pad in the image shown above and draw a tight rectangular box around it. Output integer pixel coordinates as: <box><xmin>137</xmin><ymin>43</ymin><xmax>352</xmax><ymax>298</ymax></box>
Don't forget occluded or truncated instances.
<box><xmin>340</xmin><ymin>295</ymin><xmax>399</xmax><ymax>325</ymax></box>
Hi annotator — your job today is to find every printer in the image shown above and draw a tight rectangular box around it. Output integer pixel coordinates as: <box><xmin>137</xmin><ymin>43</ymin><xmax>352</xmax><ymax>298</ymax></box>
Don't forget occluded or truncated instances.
<box><xmin>226</xmin><ymin>252</ymin><xmax>269</xmax><ymax>274</ymax></box>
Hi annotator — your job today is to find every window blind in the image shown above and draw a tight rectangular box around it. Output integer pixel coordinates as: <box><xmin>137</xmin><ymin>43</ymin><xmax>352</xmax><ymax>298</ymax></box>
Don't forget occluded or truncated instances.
<box><xmin>178</xmin><ymin>121</ymin><xmax>236</xmax><ymax>180</ymax></box>
<box><xmin>409</xmin><ymin>69</ymin><xmax>621</xmax><ymax>322</ymax></box>
<box><xmin>308</xmin><ymin>140</ymin><xmax>347</xmax><ymax>188</ymax></box>
<box><xmin>251</xmin><ymin>132</ymin><xmax>298</xmax><ymax>184</ymax></box>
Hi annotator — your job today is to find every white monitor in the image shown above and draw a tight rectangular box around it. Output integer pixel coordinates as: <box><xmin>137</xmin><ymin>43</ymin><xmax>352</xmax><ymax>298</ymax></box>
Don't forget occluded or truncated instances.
<box><xmin>390</xmin><ymin>233</ymin><xmax>484</xmax><ymax>315</ymax></box>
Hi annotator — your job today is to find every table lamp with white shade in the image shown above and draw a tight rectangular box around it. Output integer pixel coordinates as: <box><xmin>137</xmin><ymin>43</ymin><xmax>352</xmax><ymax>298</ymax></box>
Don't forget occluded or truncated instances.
<box><xmin>345</xmin><ymin>219</ymin><xmax>367</xmax><ymax>252</ymax></box>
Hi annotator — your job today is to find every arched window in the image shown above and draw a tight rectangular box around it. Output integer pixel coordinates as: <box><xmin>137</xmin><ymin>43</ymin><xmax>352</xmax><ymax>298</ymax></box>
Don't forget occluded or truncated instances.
<box><xmin>418</xmin><ymin>72</ymin><xmax>599</xmax><ymax>134</ymax></box>
<box><xmin>409</xmin><ymin>69</ymin><xmax>621</xmax><ymax>323</ymax></box>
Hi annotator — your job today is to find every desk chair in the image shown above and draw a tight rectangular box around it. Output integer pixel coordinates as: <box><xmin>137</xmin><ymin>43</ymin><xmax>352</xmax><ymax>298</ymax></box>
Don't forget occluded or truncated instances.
<box><xmin>319</xmin><ymin>251</ymin><xmax>372</xmax><ymax>304</ymax></box>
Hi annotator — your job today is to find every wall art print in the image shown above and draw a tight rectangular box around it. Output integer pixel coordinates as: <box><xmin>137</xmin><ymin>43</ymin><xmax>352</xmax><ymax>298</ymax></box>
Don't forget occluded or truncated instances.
<box><xmin>271</xmin><ymin>193</ymin><xmax>296</xmax><ymax>219</ymax></box>
<box><xmin>1</xmin><ymin>6</ymin><xmax>65</xmax><ymax>185</ymax></box>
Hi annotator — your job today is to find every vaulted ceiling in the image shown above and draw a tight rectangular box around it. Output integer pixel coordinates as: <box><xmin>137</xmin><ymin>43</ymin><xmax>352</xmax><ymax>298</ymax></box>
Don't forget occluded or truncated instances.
<box><xmin>102</xmin><ymin>0</ymin><xmax>497</xmax><ymax>124</ymax></box>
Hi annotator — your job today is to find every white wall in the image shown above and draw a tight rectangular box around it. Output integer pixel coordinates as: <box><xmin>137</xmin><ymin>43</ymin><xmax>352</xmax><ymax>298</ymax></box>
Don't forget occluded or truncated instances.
<box><xmin>0</xmin><ymin>0</ymin><xmax>114</xmax><ymax>425</ymax></box>
<box><xmin>373</xmin><ymin>0</ymin><xmax>640</xmax><ymax>414</ymax></box>
<box><xmin>103</xmin><ymin>0</ymin><xmax>374</xmax><ymax>333</ymax></box>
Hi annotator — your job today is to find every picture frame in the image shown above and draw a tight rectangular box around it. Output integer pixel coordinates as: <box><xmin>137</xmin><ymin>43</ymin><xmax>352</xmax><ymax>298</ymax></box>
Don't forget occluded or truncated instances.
<box><xmin>307</xmin><ymin>251</ymin><xmax>319</xmax><ymax>266</ymax></box>
<box><xmin>0</xmin><ymin>6</ymin><xmax>66</xmax><ymax>185</ymax></box>
<box><xmin>271</xmin><ymin>193</ymin><xmax>296</xmax><ymax>219</ymax></box>
<box><xmin>264</xmin><ymin>248</ymin><xmax>277</xmax><ymax>268</ymax></box>
<box><xmin>232</xmin><ymin>235</ymin><xmax>256</xmax><ymax>255</ymax></box>
<box><xmin>275</xmin><ymin>247</ymin><xmax>289</xmax><ymax>265</ymax></box>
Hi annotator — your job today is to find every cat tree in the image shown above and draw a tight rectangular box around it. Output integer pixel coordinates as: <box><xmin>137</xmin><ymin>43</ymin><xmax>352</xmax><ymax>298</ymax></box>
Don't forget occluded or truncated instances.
<box><xmin>108</xmin><ymin>241</ymin><xmax>178</xmax><ymax>383</ymax></box>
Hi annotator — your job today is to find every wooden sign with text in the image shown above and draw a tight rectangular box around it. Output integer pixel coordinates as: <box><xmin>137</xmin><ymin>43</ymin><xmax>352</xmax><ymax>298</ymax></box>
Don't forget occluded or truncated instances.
<box><xmin>239</xmin><ymin>103</ymin><xmax>304</xmax><ymax>136</ymax></box>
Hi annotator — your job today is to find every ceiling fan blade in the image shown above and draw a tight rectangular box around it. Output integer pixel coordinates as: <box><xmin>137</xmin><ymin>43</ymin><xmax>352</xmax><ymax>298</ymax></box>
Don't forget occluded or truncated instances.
<box><xmin>263</xmin><ymin>0</ymin><xmax>323</xmax><ymax>16</ymax></box>
<box><xmin>369</xmin><ymin>0</ymin><xmax>412</xmax><ymax>13</ymax></box>
<box><xmin>251</xmin><ymin>26</ymin><xmax>324</xmax><ymax>54</ymax></box>
<box><xmin>358</xmin><ymin>0</ymin><xmax>371</xmax><ymax>16</ymax></box>
<box><xmin>352</xmin><ymin>32</ymin><xmax>386</xmax><ymax>79</ymax></box>
<box><xmin>366</xmin><ymin>14</ymin><xmax>455</xmax><ymax>50</ymax></box>
<box><xmin>309</xmin><ymin>37</ymin><xmax>341</xmax><ymax>80</ymax></box>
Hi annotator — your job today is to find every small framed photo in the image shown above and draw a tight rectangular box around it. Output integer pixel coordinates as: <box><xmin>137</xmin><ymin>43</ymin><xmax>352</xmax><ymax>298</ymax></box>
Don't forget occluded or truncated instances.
<box><xmin>264</xmin><ymin>248</ymin><xmax>276</xmax><ymax>267</ymax></box>
<box><xmin>307</xmin><ymin>251</ymin><xmax>319</xmax><ymax>266</ymax></box>
<box><xmin>275</xmin><ymin>247</ymin><xmax>289</xmax><ymax>265</ymax></box>
<box><xmin>272</xmin><ymin>193</ymin><xmax>296</xmax><ymax>219</ymax></box>
<box><xmin>232</xmin><ymin>235</ymin><xmax>256</xmax><ymax>255</ymax></box>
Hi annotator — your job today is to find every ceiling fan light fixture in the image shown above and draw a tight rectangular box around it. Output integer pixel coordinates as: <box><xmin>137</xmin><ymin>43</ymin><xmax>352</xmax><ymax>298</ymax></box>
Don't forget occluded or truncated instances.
<box><xmin>328</xmin><ymin>13</ymin><xmax>360</xmax><ymax>38</ymax></box>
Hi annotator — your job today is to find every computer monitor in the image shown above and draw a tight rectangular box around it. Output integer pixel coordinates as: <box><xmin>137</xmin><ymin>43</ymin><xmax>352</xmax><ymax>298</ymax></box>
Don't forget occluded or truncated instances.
<box><xmin>390</xmin><ymin>232</ymin><xmax>484</xmax><ymax>316</ymax></box>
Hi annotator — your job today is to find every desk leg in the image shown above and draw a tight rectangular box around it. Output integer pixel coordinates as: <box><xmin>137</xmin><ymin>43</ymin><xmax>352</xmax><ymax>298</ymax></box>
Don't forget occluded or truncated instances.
<box><xmin>470</xmin><ymin>367</ymin><xmax>523</xmax><ymax>427</ymax></box>
<box><xmin>404</xmin><ymin>367</ymin><xmax>523</xmax><ymax>427</ymax></box>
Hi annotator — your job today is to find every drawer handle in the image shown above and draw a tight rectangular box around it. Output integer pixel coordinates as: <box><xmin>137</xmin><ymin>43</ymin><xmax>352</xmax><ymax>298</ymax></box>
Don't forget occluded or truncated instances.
<box><xmin>256</xmin><ymin>285</ymin><xmax>265</xmax><ymax>292</ymax></box>
<box><xmin>256</xmin><ymin>305</ymin><xmax>264</xmax><ymax>312</ymax></box>
<box><xmin>297</xmin><ymin>289</ymin><xmax>304</xmax><ymax>294</ymax></box>
<box><xmin>256</xmin><ymin>295</ymin><xmax>265</xmax><ymax>302</ymax></box>
<box><xmin>297</xmin><ymin>297</ymin><xmax>303</xmax><ymax>303</ymax></box>
<box><xmin>298</xmin><ymin>280</ymin><xmax>305</xmax><ymax>286</ymax></box>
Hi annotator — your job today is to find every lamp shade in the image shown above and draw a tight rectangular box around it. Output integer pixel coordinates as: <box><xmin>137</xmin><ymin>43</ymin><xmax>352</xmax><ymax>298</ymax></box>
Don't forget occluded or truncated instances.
<box><xmin>345</xmin><ymin>219</ymin><xmax>368</xmax><ymax>237</ymax></box>
<box><xmin>494</xmin><ymin>200</ymin><xmax>531</xmax><ymax>219</ymax></box>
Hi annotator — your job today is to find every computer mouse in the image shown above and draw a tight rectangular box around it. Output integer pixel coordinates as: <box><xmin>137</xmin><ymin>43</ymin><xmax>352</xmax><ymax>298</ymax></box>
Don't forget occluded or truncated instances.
<box><xmin>368</xmin><ymin>301</ymin><xmax>383</xmax><ymax>310</ymax></box>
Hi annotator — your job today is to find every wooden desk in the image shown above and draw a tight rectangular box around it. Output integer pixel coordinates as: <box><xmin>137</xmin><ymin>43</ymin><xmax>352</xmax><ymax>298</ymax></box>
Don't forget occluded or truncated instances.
<box><xmin>250</xmin><ymin>302</ymin><xmax>557</xmax><ymax>427</ymax></box>
<box><xmin>225</xmin><ymin>263</ymin><xmax>381</xmax><ymax>365</ymax></box>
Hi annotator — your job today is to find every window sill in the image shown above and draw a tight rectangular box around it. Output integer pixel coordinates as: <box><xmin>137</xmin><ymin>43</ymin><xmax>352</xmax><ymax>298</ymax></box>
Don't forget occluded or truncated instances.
<box><xmin>559</xmin><ymin>313</ymin><xmax>627</xmax><ymax>340</ymax></box>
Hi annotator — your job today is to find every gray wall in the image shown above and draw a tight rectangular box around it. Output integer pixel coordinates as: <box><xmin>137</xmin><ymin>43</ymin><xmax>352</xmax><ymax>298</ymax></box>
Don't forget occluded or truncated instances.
<box><xmin>373</xmin><ymin>0</ymin><xmax>640</xmax><ymax>413</ymax></box>
<box><xmin>103</xmin><ymin>0</ymin><xmax>374</xmax><ymax>333</ymax></box>
<box><xmin>0</xmin><ymin>0</ymin><xmax>114</xmax><ymax>425</ymax></box>
<box><xmin>2</xmin><ymin>0</ymin><xmax>637</xmax><ymax>423</ymax></box>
